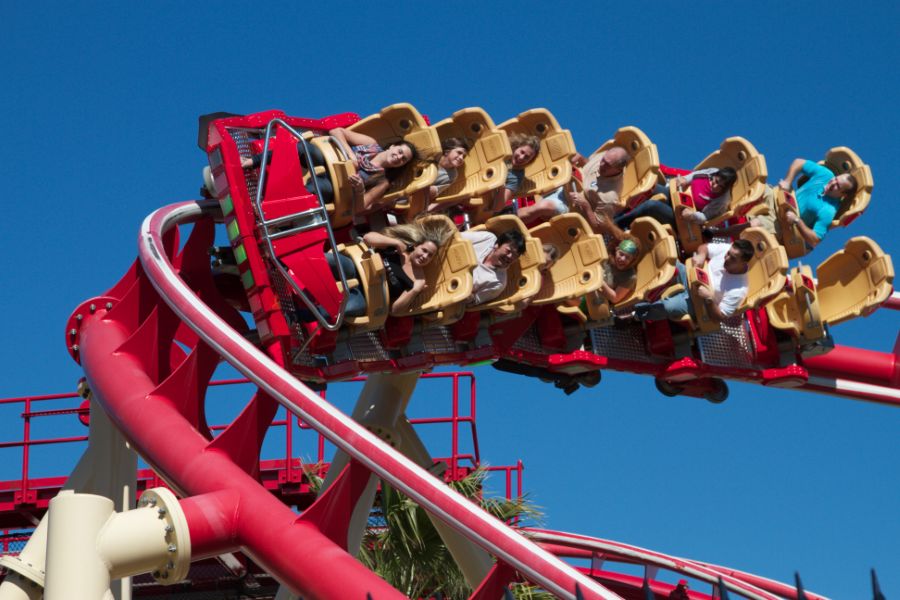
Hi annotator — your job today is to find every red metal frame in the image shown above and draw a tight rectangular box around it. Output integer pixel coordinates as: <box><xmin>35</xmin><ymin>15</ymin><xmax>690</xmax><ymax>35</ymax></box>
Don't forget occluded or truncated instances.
<box><xmin>0</xmin><ymin>109</ymin><xmax>893</xmax><ymax>599</ymax></box>
<box><xmin>105</xmin><ymin>200</ymin><xmax>616</xmax><ymax>598</ymax></box>
<box><xmin>528</xmin><ymin>528</ymin><xmax>828</xmax><ymax>600</ymax></box>
<box><xmin>0</xmin><ymin>372</ymin><xmax>517</xmax><ymax>533</ymax></box>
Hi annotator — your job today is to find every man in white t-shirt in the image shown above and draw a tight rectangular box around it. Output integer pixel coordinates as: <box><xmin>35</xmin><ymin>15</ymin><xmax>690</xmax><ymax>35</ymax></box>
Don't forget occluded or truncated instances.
<box><xmin>633</xmin><ymin>239</ymin><xmax>753</xmax><ymax>323</ymax></box>
<box><xmin>461</xmin><ymin>229</ymin><xmax>526</xmax><ymax>305</ymax></box>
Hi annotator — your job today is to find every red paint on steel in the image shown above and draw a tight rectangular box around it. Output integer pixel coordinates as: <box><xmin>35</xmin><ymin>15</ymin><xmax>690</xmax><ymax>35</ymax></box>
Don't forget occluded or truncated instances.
<box><xmin>79</xmin><ymin>310</ymin><xmax>404</xmax><ymax>600</ymax></box>
<box><xmin>528</xmin><ymin>528</ymin><xmax>829</xmax><ymax>600</ymax></box>
<box><xmin>802</xmin><ymin>344</ymin><xmax>899</xmax><ymax>387</ymax></box>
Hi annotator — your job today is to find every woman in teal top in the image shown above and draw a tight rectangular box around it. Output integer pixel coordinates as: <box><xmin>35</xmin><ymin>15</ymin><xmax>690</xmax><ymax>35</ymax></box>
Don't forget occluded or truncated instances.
<box><xmin>778</xmin><ymin>158</ymin><xmax>858</xmax><ymax>248</ymax></box>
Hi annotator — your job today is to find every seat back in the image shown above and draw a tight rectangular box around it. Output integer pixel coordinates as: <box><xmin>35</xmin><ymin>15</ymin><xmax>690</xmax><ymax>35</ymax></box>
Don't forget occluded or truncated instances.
<box><xmin>683</xmin><ymin>257</ymin><xmax>721</xmax><ymax>334</ymax></box>
<box><xmin>529</xmin><ymin>213</ymin><xmax>607</xmax><ymax>305</ymax></box>
<box><xmin>338</xmin><ymin>243</ymin><xmax>390</xmax><ymax>331</ymax></box>
<box><xmin>465</xmin><ymin>215</ymin><xmax>543</xmax><ymax>312</ymax></box>
<box><xmin>669</xmin><ymin>179</ymin><xmax>705</xmax><ymax>254</ymax></box>
<box><xmin>310</xmin><ymin>136</ymin><xmax>356</xmax><ymax>228</ymax></box>
<box><xmin>433</xmin><ymin>107</ymin><xmax>512</xmax><ymax>204</ymax></box>
<box><xmin>816</xmin><ymin>236</ymin><xmax>894</xmax><ymax>326</ymax></box>
<box><xmin>772</xmin><ymin>187</ymin><xmax>809</xmax><ymax>259</ymax></box>
<box><xmin>765</xmin><ymin>265</ymin><xmax>826</xmax><ymax>341</ymax></box>
<box><xmin>695</xmin><ymin>136</ymin><xmax>768</xmax><ymax>217</ymax></box>
<box><xmin>584</xmin><ymin>290</ymin><xmax>613</xmax><ymax>322</ymax></box>
<box><xmin>592</xmin><ymin>126</ymin><xmax>660</xmax><ymax>207</ymax></box>
<box><xmin>348</xmin><ymin>103</ymin><xmax>441</xmax><ymax>203</ymax></box>
<box><xmin>498</xmin><ymin>109</ymin><xmax>575</xmax><ymax>197</ymax></box>
<box><xmin>737</xmin><ymin>227</ymin><xmax>788</xmax><ymax>310</ymax></box>
<box><xmin>670</xmin><ymin>136</ymin><xmax>769</xmax><ymax>254</ymax></box>
<box><xmin>685</xmin><ymin>231</ymin><xmax>785</xmax><ymax>333</ymax></box>
<box><xmin>821</xmin><ymin>146</ymin><xmax>874</xmax><ymax>228</ymax></box>
<box><xmin>616</xmin><ymin>217</ymin><xmax>678</xmax><ymax>308</ymax></box>
<box><xmin>394</xmin><ymin>215</ymin><xmax>477</xmax><ymax>316</ymax></box>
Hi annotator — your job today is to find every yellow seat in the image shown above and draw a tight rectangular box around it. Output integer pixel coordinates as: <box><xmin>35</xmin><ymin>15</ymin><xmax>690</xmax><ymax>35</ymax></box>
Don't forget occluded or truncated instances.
<box><xmin>777</xmin><ymin>147</ymin><xmax>874</xmax><ymax>258</ymax></box>
<box><xmin>464</xmin><ymin>215</ymin><xmax>543</xmax><ymax>313</ymax></box>
<box><xmin>580</xmin><ymin>217</ymin><xmax>679</xmax><ymax>323</ymax></box>
<box><xmin>497</xmin><ymin>108</ymin><xmax>576</xmax><ymax>197</ymax></box>
<box><xmin>395</xmin><ymin>108</ymin><xmax>513</xmax><ymax>221</ymax></box>
<box><xmin>615</xmin><ymin>217</ymin><xmax>679</xmax><ymax>309</ymax></box>
<box><xmin>336</xmin><ymin>243</ymin><xmax>390</xmax><ymax>331</ymax></box>
<box><xmin>392</xmin><ymin>215</ymin><xmax>477</xmax><ymax>317</ymax></box>
<box><xmin>434</xmin><ymin>108</ymin><xmax>512</xmax><ymax>204</ymax></box>
<box><xmin>590</xmin><ymin>126</ymin><xmax>660</xmax><ymax>210</ymax></box>
<box><xmin>738</xmin><ymin>227</ymin><xmax>788</xmax><ymax>310</ymax></box>
<box><xmin>682</xmin><ymin>256</ymin><xmax>720</xmax><ymax>334</ymax></box>
<box><xmin>309</xmin><ymin>136</ymin><xmax>357</xmax><ymax>228</ymax></box>
<box><xmin>347</xmin><ymin>103</ymin><xmax>441</xmax><ymax>204</ymax></box>
<box><xmin>820</xmin><ymin>146</ymin><xmax>874</xmax><ymax>229</ymax></box>
<box><xmin>671</xmin><ymin>137</ymin><xmax>768</xmax><ymax>253</ymax></box>
<box><xmin>815</xmin><ymin>236</ymin><xmax>894</xmax><ymax>326</ymax></box>
<box><xmin>766</xmin><ymin>265</ymin><xmax>826</xmax><ymax>342</ymax></box>
<box><xmin>771</xmin><ymin>186</ymin><xmax>810</xmax><ymax>259</ymax></box>
<box><xmin>685</xmin><ymin>227</ymin><xmax>787</xmax><ymax>334</ymax></box>
<box><xmin>529</xmin><ymin>213</ymin><xmax>607</xmax><ymax>305</ymax></box>
<box><xmin>767</xmin><ymin>237</ymin><xmax>892</xmax><ymax>340</ymax></box>
<box><xmin>466</xmin><ymin>108</ymin><xmax>574</xmax><ymax>227</ymax></box>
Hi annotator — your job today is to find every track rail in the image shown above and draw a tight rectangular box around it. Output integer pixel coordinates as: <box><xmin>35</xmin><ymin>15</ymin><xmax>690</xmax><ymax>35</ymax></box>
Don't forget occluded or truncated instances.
<box><xmin>57</xmin><ymin>197</ymin><xmax>895</xmax><ymax>598</ymax></box>
<box><xmin>74</xmin><ymin>199</ymin><xmax>618</xmax><ymax>599</ymax></box>
<box><xmin>527</xmin><ymin>529</ymin><xmax>828</xmax><ymax>600</ymax></box>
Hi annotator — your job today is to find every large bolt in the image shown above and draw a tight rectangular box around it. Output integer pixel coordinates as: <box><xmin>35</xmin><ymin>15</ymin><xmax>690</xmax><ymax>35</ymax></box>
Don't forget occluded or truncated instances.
<box><xmin>164</xmin><ymin>525</ymin><xmax>174</xmax><ymax>533</ymax></box>
<box><xmin>105</xmin><ymin>302</ymin><xmax>113</xmax><ymax>310</ymax></box>
<box><xmin>75</xmin><ymin>314</ymin><xmax>83</xmax><ymax>321</ymax></box>
<box><xmin>167</xmin><ymin>544</ymin><xmax>177</xmax><ymax>553</ymax></box>
<box><xmin>157</xmin><ymin>507</ymin><xmax>167</xmax><ymax>517</ymax></box>
<box><xmin>89</xmin><ymin>304</ymin><xmax>96</xmax><ymax>313</ymax></box>
<box><xmin>71</xmin><ymin>344</ymin><xmax>79</xmax><ymax>352</ymax></box>
<box><xmin>69</xmin><ymin>329</ymin><xmax>77</xmax><ymax>336</ymax></box>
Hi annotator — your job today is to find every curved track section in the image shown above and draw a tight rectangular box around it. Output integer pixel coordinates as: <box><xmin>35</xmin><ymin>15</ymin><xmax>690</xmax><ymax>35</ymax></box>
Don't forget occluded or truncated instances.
<box><xmin>75</xmin><ymin>199</ymin><xmax>618</xmax><ymax>599</ymax></box>
<box><xmin>530</xmin><ymin>529</ymin><xmax>827</xmax><ymax>600</ymax></box>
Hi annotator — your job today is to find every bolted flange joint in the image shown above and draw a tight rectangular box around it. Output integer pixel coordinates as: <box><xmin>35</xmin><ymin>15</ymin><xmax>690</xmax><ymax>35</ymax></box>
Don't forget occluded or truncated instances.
<box><xmin>0</xmin><ymin>554</ymin><xmax>45</xmax><ymax>590</ymax></box>
<box><xmin>137</xmin><ymin>488</ymin><xmax>191</xmax><ymax>585</ymax></box>
<box><xmin>64</xmin><ymin>296</ymin><xmax>117</xmax><ymax>365</ymax></box>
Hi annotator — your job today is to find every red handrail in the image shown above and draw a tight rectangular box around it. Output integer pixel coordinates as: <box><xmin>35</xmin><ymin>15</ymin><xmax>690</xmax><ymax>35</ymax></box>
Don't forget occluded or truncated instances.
<box><xmin>0</xmin><ymin>371</ymin><xmax>520</xmax><ymax>536</ymax></box>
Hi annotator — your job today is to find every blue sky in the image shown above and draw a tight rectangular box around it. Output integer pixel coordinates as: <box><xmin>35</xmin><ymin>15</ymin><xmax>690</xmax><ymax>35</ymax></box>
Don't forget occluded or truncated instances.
<box><xmin>3</xmin><ymin>2</ymin><xmax>899</xmax><ymax>598</ymax></box>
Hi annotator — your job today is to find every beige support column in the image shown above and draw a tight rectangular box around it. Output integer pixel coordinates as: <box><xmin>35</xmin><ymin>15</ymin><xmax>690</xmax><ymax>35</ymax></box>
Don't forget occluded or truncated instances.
<box><xmin>394</xmin><ymin>418</ymin><xmax>493</xmax><ymax>586</ymax></box>
<box><xmin>319</xmin><ymin>371</ymin><xmax>421</xmax><ymax>554</ymax></box>
<box><xmin>44</xmin><ymin>492</ymin><xmax>115</xmax><ymax>600</ymax></box>
<box><xmin>276</xmin><ymin>373</ymin><xmax>422</xmax><ymax>600</ymax></box>
<box><xmin>44</xmin><ymin>488</ymin><xmax>190</xmax><ymax>600</ymax></box>
<box><xmin>0</xmin><ymin>392</ymin><xmax>138</xmax><ymax>600</ymax></box>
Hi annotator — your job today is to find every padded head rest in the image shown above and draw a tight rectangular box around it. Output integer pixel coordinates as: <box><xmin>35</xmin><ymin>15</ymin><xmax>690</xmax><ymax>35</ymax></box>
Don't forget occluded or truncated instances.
<box><xmin>738</xmin><ymin>227</ymin><xmax>788</xmax><ymax>308</ymax></box>
<box><xmin>821</xmin><ymin>147</ymin><xmax>873</xmax><ymax>227</ymax></box>
<box><xmin>433</xmin><ymin>107</ymin><xmax>512</xmax><ymax>202</ymax></box>
<box><xmin>593</xmin><ymin>126</ymin><xmax>659</xmax><ymax>203</ymax></box>
<box><xmin>695</xmin><ymin>137</ymin><xmax>768</xmax><ymax>207</ymax></box>
<box><xmin>498</xmin><ymin>109</ymin><xmax>575</xmax><ymax>196</ymax></box>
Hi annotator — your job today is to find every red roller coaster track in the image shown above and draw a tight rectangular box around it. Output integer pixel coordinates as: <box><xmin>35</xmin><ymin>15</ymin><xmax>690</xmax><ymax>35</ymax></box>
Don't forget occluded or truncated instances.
<box><xmin>69</xmin><ymin>200</ymin><xmax>617</xmax><ymax>599</ymax></box>
<box><xmin>3</xmin><ymin>182</ymin><xmax>896</xmax><ymax>597</ymax></box>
